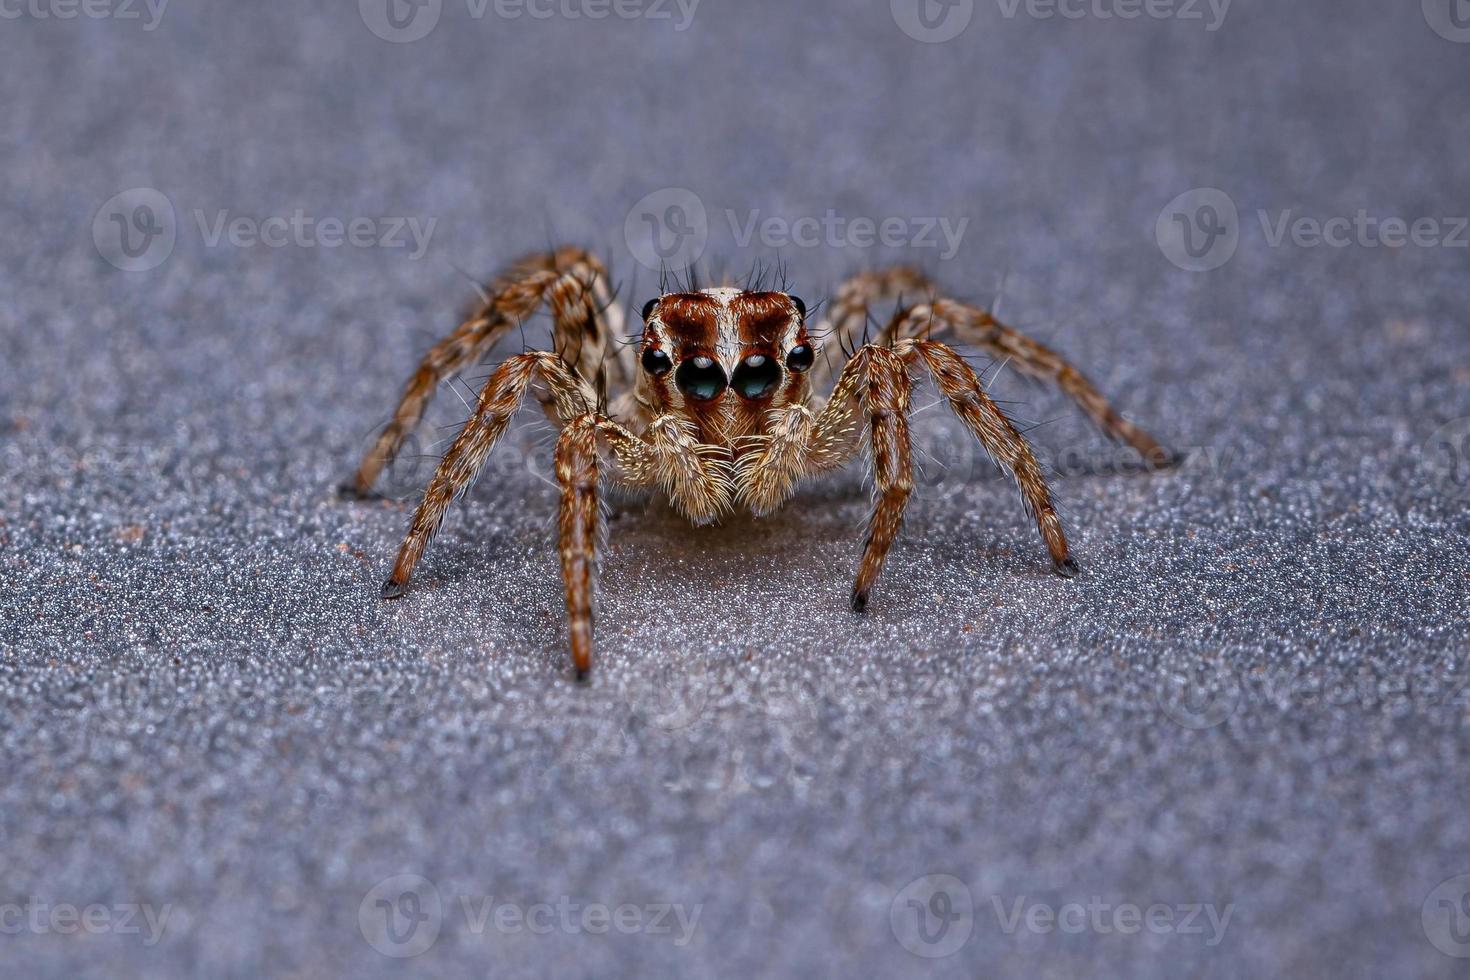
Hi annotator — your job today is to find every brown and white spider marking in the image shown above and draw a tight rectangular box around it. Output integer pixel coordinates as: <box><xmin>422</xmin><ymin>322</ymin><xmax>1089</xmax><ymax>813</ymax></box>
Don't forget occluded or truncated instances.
<box><xmin>344</xmin><ymin>246</ymin><xmax>1178</xmax><ymax>680</ymax></box>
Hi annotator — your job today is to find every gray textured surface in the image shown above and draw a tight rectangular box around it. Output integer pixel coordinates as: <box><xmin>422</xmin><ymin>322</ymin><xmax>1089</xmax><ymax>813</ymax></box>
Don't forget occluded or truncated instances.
<box><xmin>3</xmin><ymin>0</ymin><xmax>1470</xmax><ymax>976</ymax></box>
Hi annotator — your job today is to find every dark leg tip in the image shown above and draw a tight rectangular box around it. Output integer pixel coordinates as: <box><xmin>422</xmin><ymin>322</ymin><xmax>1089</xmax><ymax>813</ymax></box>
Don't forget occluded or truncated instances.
<box><xmin>380</xmin><ymin>578</ymin><xmax>407</xmax><ymax>600</ymax></box>
<box><xmin>338</xmin><ymin>480</ymin><xmax>381</xmax><ymax>502</ymax></box>
<box><xmin>574</xmin><ymin>666</ymin><xmax>591</xmax><ymax>684</ymax></box>
<box><xmin>1147</xmin><ymin>447</ymin><xmax>1188</xmax><ymax>471</ymax></box>
<box><xmin>850</xmin><ymin>588</ymin><xmax>870</xmax><ymax>613</ymax></box>
<box><xmin>1054</xmin><ymin>557</ymin><xmax>1080</xmax><ymax>579</ymax></box>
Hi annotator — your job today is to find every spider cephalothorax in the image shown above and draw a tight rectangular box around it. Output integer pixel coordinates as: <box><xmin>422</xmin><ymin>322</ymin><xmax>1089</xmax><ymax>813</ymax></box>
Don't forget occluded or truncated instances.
<box><xmin>344</xmin><ymin>247</ymin><xmax>1179</xmax><ymax>679</ymax></box>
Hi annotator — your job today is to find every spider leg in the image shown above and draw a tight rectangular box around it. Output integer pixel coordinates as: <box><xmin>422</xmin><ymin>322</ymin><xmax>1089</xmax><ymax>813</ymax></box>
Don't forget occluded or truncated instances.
<box><xmin>378</xmin><ymin>346</ymin><xmax>717</xmax><ymax>677</ymax></box>
<box><xmin>886</xmin><ymin>299</ymin><xmax>1181</xmax><ymax>468</ymax></box>
<box><xmin>790</xmin><ymin>339</ymin><xmax>1075</xmax><ymax>613</ymax></box>
<box><xmin>381</xmin><ymin>351</ymin><xmax>597</xmax><ymax>597</ymax></box>
<box><xmin>345</xmin><ymin>247</ymin><xmax>624</xmax><ymax>498</ymax></box>
<box><xmin>555</xmin><ymin>416</ymin><xmax>601</xmax><ymax>680</ymax></box>
<box><xmin>850</xmin><ymin>345</ymin><xmax>916</xmax><ymax>612</ymax></box>
<box><xmin>735</xmin><ymin>344</ymin><xmax>916</xmax><ymax>608</ymax></box>
<box><xmin>807</xmin><ymin>266</ymin><xmax>934</xmax><ymax>393</ymax></box>
<box><xmin>812</xmin><ymin>266</ymin><xmax>1179</xmax><ymax>468</ymax></box>
<box><xmin>898</xmin><ymin>337</ymin><xmax>1076</xmax><ymax>578</ymax></box>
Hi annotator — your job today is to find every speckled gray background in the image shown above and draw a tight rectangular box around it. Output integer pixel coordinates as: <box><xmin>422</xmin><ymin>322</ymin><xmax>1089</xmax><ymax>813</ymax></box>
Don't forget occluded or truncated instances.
<box><xmin>2</xmin><ymin>0</ymin><xmax>1469</xmax><ymax>976</ymax></box>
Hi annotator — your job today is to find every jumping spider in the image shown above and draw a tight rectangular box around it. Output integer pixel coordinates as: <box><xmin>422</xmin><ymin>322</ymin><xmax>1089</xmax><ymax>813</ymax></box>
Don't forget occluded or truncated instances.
<box><xmin>344</xmin><ymin>247</ymin><xmax>1178</xmax><ymax>679</ymax></box>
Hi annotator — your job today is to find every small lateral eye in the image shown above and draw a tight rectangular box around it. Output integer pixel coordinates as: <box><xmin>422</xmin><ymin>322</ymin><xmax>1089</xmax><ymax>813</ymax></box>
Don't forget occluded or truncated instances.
<box><xmin>641</xmin><ymin>346</ymin><xmax>672</xmax><ymax>376</ymax></box>
<box><xmin>785</xmin><ymin>344</ymin><xmax>815</xmax><ymax>372</ymax></box>
<box><xmin>641</xmin><ymin>298</ymin><xmax>659</xmax><ymax>321</ymax></box>
<box><xmin>789</xmin><ymin>295</ymin><xmax>806</xmax><ymax>319</ymax></box>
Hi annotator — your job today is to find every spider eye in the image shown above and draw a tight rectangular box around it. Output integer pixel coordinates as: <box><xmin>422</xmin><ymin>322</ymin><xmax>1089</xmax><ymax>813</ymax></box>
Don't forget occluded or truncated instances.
<box><xmin>674</xmin><ymin>355</ymin><xmax>727</xmax><ymax>402</ymax></box>
<box><xmin>788</xmin><ymin>295</ymin><xmax>806</xmax><ymax>319</ymax></box>
<box><xmin>731</xmin><ymin>353</ymin><xmax>781</xmax><ymax>400</ymax></box>
<box><xmin>641</xmin><ymin>298</ymin><xmax>659</xmax><ymax>321</ymax></box>
<box><xmin>641</xmin><ymin>347</ymin><xmax>672</xmax><ymax>376</ymax></box>
<box><xmin>785</xmin><ymin>344</ymin><xmax>815</xmax><ymax>373</ymax></box>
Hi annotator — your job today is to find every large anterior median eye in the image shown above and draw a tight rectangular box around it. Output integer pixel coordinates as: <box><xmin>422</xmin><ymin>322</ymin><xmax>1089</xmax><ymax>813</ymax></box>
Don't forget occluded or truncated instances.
<box><xmin>731</xmin><ymin>353</ymin><xmax>780</xmax><ymax>400</ymax></box>
<box><xmin>675</xmin><ymin>356</ymin><xmax>727</xmax><ymax>401</ymax></box>
<box><xmin>641</xmin><ymin>347</ymin><xmax>672</xmax><ymax>376</ymax></box>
